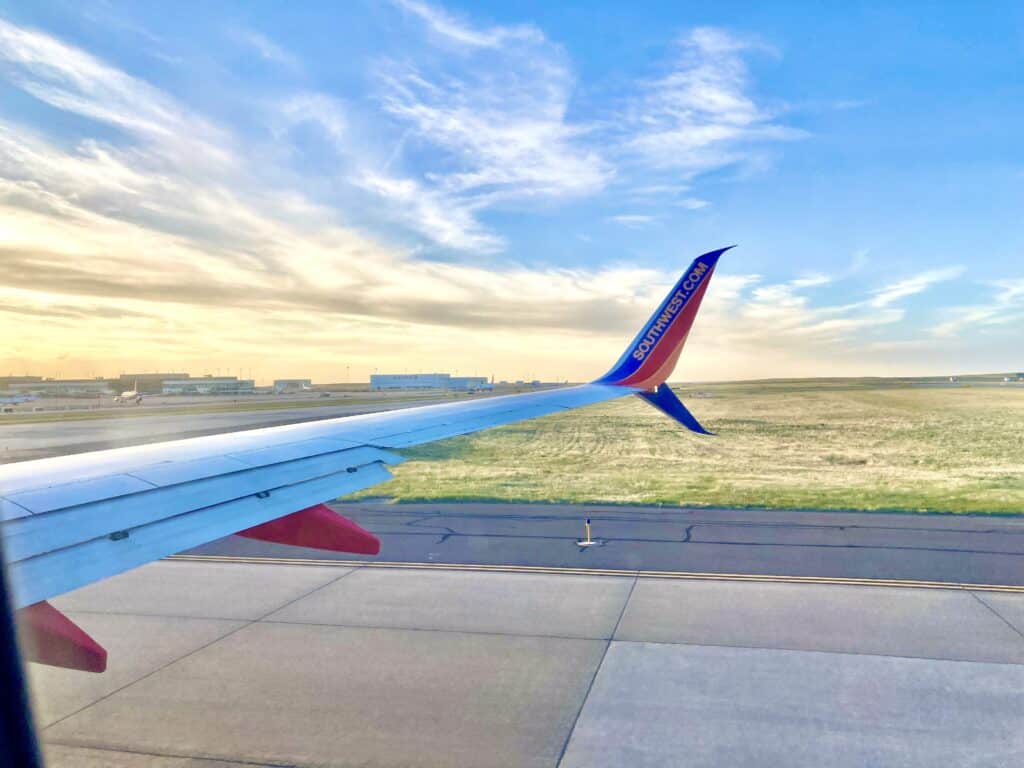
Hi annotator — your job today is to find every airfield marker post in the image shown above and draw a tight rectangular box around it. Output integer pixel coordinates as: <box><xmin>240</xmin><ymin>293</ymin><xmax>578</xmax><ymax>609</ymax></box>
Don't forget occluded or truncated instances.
<box><xmin>578</xmin><ymin>518</ymin><xmax>596</xmax><ymax>548</ymax></box>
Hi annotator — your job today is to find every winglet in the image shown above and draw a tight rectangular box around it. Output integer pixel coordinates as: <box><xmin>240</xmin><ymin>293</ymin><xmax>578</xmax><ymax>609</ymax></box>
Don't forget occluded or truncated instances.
<box><xmin>597</xmin><ymin>246</ymin><xmax>732</xmax><ymax>390</ymax></box>
<box><xmin>597</xmin><ymin>246</ymin><xmax>731</xmax><ymax>435</ymax></box>
<box><xmin>638</xmin><ymin>384</ymin><xmax>714</xmax><ymax>435</ymax></box>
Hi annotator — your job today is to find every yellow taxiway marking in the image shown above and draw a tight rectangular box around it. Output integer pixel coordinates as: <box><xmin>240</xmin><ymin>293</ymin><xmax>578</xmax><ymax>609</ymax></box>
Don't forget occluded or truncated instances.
<box><xmin>168</xmin><ymin>554</ymin><xmax>1024</xmax><ymax>594</ymax></box>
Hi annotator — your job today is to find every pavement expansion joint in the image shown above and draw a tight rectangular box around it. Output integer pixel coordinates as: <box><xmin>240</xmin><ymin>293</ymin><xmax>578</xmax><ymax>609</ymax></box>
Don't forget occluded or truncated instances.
<box><xmin>167</xmin><ymin>554</ymin><xmax>1024</xmax><ymax>593</ymax></box>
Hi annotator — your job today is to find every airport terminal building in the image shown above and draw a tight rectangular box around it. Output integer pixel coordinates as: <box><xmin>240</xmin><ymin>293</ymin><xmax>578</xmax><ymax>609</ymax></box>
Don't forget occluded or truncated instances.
<box><xmin>162</xmin><ymin>376</ymin><xmax>255</xmax><ymax>395</ymax></box>
<box><xmin>114</xmin><ymin>373</ymin><xmax>190</xmax><ymax>394</ymax></box>
<box><xmin>370</xmin><ymin>373</ymin><xmax>491</xmax><ymax>391</ymax></box>
<box><xmin>1</xmin><ymin>377</ymin><xmax>111</xmax><ymax>397</ymax></box>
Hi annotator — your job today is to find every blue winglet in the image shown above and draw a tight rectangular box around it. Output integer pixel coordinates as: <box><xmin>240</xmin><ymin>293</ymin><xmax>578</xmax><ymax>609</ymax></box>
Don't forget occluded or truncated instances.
<box><xmin>637</xmin><ymin>384</ymin><xmax>714</xmax><ymax>436</ymax></box>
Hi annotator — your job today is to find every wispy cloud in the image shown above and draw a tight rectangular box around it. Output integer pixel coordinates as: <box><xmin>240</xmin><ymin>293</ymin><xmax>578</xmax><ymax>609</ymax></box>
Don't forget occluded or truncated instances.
<box><xmin>366</xmin><ymin>3</ymin><xmax>611</xmax><ymax>251</ymax></box>
<box><xmin>675</xmin><ymin>197</ymin><xmax>709</xmax><ymax>209</ymax></box>
<box><xmin>278</xmin><ymin>92</ymin><xmax>347</xmax><ymax>147</ymax></box>
<box><xmin>608</xmin><ymin>214</ymin><xmax>657</xmax><ymax>228</ymax></box>
<box><xmin>623</xmin><ymin>27</ymin><xmax>805</xmax><ymax>175</ymax></box>
<box><xmin>680</xmin><ymin>271</ymin><xmax>909</xmax><ymax>379</ymax></box>
<box><xmin>869</xmin><ymin>266</ymin><xmax>964</xmax><ymax>308</ymax></box>
<box><xmin>789</xmin><ymin>274</ymin><xmax>831</xmax><ymax>289</ymax></box>
<box><xmin>356</xmin><ymin>171</ymin><xmax>503</xmax><ymax>252</ymax></box>
<box><xmin>622</xmin><ymin>183</ymin><xmax>708</xmax><ymax>211</ymax></box>
<box><xmin>0</xmin><ymin>17</ymin><xmax>231</xmax><ymax>167</ymax></box>
<box><xmin>392</xmin><ymin>0</ymin><xmax>542</xmax><ymax>49</ymax></box>
<box><xmin>377</xmin><ymin>60</ymin><xmax>609</xmax><ymax>200</ymax></box>
<box><xmin>229</xmin><ymin>28</ymin><xmax>301</xmax><ymax>71</ymax></box>
<box><xmin>931</xmin><ymin>278</ymin><xmax>1024</xmax><ymax>338</ymax></box>
<box><xmin>260</xmin><ymin>8</ymin><xmax>799</xmax><ymax>255</ymax></box>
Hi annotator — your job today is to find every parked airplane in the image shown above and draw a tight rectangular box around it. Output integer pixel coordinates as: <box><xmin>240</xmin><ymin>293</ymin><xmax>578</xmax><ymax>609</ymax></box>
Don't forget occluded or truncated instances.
<box><xmin>114</xmin><ymin>380</ymin><xmax>143</xmax><ymax>404</ymax></box>
<box><xmin>0</xmin><ymin>246</ymin><xmax>732</xmax><ymax>673</ymax></box>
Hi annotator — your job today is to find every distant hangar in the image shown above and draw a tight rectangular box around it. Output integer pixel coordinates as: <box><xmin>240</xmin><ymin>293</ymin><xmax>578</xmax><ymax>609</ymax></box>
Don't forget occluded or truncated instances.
<box><xmin>370</xmin><ymin>373</ymin><xmax>492</xmax><ymax>391</ymax></box>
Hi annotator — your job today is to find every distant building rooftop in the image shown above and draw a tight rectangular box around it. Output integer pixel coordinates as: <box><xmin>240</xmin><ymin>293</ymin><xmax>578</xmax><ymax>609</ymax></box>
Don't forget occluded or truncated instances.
<box><xmin>116</xmin><ymin>373</ymin><xmax>191</xmax><ymax>394</ymax></box>
<box><xmin>370</xmin><ymin>373</ymin><xmax>491</xmax><ymax>391</ymax></box>
<box><xmin>5</xmin><ymin>379</ymin><xmax>111</xmax><ymax>396</ymax></box>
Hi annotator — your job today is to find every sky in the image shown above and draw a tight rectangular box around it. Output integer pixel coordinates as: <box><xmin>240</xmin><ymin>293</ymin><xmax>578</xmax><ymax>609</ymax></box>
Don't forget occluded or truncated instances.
<box><xmin>0</xmin><ymin>0</ymin><xmax>1021</xmax><ymax>384</ymax></box>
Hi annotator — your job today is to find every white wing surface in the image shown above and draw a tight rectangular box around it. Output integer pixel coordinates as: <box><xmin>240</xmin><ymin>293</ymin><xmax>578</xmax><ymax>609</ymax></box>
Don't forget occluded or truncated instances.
<box><xmin>1</xmin><ymin>383</ymin><xmax>627</xmax><ymax>609</ymax></box>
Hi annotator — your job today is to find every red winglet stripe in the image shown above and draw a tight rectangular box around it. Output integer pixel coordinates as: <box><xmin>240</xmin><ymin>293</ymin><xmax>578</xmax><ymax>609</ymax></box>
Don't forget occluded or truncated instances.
<box><xmin>615</xmin><ymin>265</ymin><xmax>716</xmax><ymax>388</ymax></box>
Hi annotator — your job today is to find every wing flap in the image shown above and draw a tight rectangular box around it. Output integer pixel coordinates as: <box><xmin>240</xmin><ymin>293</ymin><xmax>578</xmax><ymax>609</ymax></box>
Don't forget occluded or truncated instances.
<box><xmin>226</xmin><ymin>437</ymin><xmax>361</xmax><ymax>467</ymax></box>
<box><xmin>10</xmin><ymin>461</ymin><xmax>395</xmax><ymax>607</ymax></box>
<box><xmin>3</xmin><ymin>446</ymin><xmax>403</xmax><ymax>563</ymax></box>
<box><xmin>7</xmin><ymin>474</ymin><xmax>158</xmax><ymax>515</ymax></box>
<box><xmin>1</xmin><ymin>497</ymin><xmax>32</xmax><ymax>522</ymax></box>
<box><xmin>128</xmin><ymin>454</ymin><xmax>254</xmax><ymax>486</ymax></box>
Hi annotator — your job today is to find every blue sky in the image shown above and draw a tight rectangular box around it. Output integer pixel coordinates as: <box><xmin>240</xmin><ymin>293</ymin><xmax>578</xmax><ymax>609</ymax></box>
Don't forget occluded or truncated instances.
<box><xmin>0</xmin><ymin>1</ymin><xmax>1021</xmax><ymax>382</ymax></box>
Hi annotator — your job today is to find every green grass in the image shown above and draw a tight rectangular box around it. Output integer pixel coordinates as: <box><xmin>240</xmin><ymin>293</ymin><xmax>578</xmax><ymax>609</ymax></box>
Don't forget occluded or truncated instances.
<box><xmin>354</xmin><ymin>381</ymin><xmax>1024</xmax><ymax>514</ymax></box>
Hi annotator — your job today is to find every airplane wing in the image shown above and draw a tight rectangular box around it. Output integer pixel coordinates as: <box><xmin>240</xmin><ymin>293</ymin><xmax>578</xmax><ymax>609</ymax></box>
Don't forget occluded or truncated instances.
<box><xmin>1</xmin><ymin>246</ymin><xmax>730</xmax><ymax>672</ymax></box>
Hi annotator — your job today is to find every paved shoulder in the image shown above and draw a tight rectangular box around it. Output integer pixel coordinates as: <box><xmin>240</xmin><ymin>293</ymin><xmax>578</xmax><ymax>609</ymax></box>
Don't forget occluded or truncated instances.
<box><xmin>560</xmin><ymin>641</ymin><xmax>1024</xmax><ymax>768</ymax></box>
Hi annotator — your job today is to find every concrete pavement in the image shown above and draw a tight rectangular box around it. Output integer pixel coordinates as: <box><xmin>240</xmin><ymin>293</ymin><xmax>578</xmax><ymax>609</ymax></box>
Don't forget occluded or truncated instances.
<box><xmin>30</xmin><ymin>559</ymin><xmax>1024</xmax><ymax>767</ymax></box>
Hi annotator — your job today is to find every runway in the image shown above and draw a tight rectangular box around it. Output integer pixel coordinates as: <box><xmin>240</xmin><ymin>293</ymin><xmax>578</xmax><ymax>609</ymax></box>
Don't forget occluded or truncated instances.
<box><xmin>190</xmin><ymin>502</ymin><xmax>1024</xmax><ymax>587</ymax></box>
<box><xmin>0</xmin><ymin>396</ymin><xmax>449</xmax><ymax>462</ymax></box>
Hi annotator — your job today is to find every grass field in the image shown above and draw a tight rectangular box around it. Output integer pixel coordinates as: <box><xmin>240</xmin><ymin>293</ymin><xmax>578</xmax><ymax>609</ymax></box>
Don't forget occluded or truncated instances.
<box><xmin>355</xmin><ymin>381</ymin><xmax>1024</xmax><ymax>514</ymax></box>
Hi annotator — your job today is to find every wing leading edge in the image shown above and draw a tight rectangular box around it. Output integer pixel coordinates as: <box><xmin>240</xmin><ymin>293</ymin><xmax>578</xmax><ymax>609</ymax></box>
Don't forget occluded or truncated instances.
<box><xmin>0</xmin><ymin>247</ymin><xmax>730</xmax><ymax>671</ymax></box>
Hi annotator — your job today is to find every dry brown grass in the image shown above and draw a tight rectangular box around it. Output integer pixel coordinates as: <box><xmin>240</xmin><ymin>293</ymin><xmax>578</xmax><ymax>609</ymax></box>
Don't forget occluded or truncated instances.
<box><xmin>356</xmin><ymin>381</ymin><xmax>1024</xmax><ymax>513</ymax></box>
